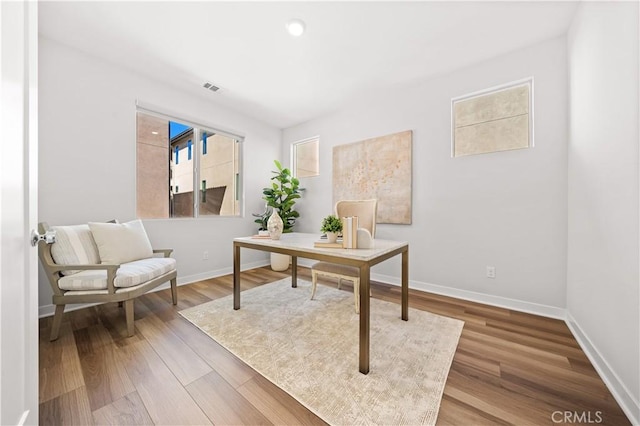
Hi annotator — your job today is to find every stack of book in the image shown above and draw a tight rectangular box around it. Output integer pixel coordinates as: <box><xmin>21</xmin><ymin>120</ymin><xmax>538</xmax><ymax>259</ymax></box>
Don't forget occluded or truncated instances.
<box><xmin>341</xmin><ymin>216</ymin><xmax>358</xmax><ymax>249</ymax></box>
<box><xmin>313</xmin><ymin>238</ymin><xmax>343</xmax><ymax>248</ymax></box>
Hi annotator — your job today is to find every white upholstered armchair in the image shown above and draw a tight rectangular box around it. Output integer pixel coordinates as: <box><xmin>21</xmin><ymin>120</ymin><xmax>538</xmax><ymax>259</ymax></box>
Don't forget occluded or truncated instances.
<box><xmin>38</xmin><ymin>219</ymin><xmax>177</xmax><ymax>341</ymax></box>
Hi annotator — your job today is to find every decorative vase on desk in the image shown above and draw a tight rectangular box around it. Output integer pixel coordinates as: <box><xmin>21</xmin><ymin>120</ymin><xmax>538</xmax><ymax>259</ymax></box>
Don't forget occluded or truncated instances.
<box><xmin>267</xmin><ymin>209</ymin><xmax>283</xmax><ymax>240</ymax></box>
<box><xmin>326</xmin><ymin>232</ymin><xmax>338</xmax><ymax>243</ymax></box>
<box><xmin>268</xmin><ymin>209</ymin><xmax>288</xmax><ymax>271</ymax></box>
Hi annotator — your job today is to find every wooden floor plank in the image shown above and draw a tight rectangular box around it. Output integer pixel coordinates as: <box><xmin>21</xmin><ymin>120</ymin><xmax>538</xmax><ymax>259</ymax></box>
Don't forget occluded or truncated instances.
<box><xmin>166</xmin><ymin>317</ymin><xmax>258</xmax><ymax>389</ymax></box>
<box><xmin>37</xmin><ymin>266</ymin><xmax>631</xmax><ymax>426</ymax></box>
<box><xmin>465</xmin><ymin>321</ymin><xmax>586</xmax><ymax>359</ymax></box>
<box><xmin>186</xmin><ymin>370</ymin><xmax>273</xmax><ymax>425</ymax></box>
<box><xmin>237</xmin><ymin>374</ymin><xmax>327</xmax><ymax>426</ymax></box>
<box><xmin>443</xmin><ymin>385</ymin><xmax>531</xmax><ymax>425</ymax></box>
<box><xmin>437</xmin><ymin>394</ymin><xmax>509</xmax><ymax>426</ymax></box>
<box><xmin>74</xmin><ymin>326</ymin><xmax>136</xmax><ymax>411</ymax></box>
<box><xmin>39</xmin><ymin>322</ymin><xmax>85</xmax><ymax>403</ymax></box>
<box><xmin>458</xmin><ymin>331</ymin><xmax>573</xmax><ymax>369</ymax></box>
<box><xmin>91</xmin><ymin>391</ymin><xmax>154</xmax><ymax>426</ymax></box>
<box><xmin>117</xmin><ymin>340</ymin><xmax>212</xmax><ymax>425</ymax></box>
<box><xmin>39</xmin><ymin>386</ymin><xmax>93</xmax><ymax>426</ymax></box>
<box><xmin>136</xmin><ymin>314</ymin><xmax>212</xmax><ymax>386</ymax></box>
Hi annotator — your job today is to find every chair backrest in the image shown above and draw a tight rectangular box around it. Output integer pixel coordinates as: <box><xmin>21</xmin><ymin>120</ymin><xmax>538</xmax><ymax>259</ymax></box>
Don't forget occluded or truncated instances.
<box><xmin>335</xmin><ymin>199</ymin><xmax>378</xmax><ymax>237</ymax></box>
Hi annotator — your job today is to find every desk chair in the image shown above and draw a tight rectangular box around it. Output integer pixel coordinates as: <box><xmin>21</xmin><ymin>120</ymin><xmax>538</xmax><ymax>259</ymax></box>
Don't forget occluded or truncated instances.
<box><xmin>311</xmin><ymin>199</ymin><xmax>377</xmax><ymax>313</ymax></box>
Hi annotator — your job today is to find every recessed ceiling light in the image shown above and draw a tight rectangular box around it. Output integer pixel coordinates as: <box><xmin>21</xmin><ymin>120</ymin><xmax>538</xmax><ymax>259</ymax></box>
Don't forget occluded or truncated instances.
<box><xmin>151</xmin><ymin>131</ymin><xmax>159</xmax><ymax>135</ymax></box>
<box><xmin>286</xmin><ymin>19</ymin><xmax>306</xmax><ymax>37</ymax></box>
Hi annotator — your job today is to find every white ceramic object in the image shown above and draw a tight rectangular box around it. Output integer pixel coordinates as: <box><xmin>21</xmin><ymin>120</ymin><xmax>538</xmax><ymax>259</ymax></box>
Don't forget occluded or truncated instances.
<box><xmin>326</xmin><ymin>232</ymin><xmax>338</xmax><ymax>243</ymax></box>
<box><xmin>357</xmin><ymin>228</ymin><xmax>373</xmax><ymax>248</ymax></box>
<box><xmin>267</xmin><ymin>210</ymin><xmax>283</xmax><ymax>240</ymax></box>
<box><xmin>271</xmin><ymin>253</ymin><xmax>290</xmax><ymax>271</ymax></box>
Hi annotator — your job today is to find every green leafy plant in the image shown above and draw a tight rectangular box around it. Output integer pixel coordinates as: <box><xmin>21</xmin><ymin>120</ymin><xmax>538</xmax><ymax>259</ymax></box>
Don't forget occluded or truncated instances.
<box><xmin>261</xmin><ymin>160</ymin><xmax>302</xmax><ymax>233</ymax></box>
<box><xmin>320</xmin><ymin>215</ymin><xmax>343</xmax><ymax>233</ymax></box>
<box><xmin>251</xmin><ymin>203</ymin><xmax>272</xmax><ymax>231</ymax></box>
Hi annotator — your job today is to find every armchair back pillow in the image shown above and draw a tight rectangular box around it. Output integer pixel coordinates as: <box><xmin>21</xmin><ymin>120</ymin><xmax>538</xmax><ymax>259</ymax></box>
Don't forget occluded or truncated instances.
<box><xmin>50</xmin><ymin>224</ymin><xmax>100</xmax><ymax>275</ymax></box>
<box><xmin>88</xmin><ymin>219</ymin><xmax>153</xmax><ymax>264</ymax></box>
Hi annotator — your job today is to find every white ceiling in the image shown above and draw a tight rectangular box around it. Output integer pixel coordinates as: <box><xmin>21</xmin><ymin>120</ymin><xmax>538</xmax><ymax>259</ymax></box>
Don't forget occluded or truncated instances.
<box><xmin>39</xmin><ymin>1</ymin><xmax>579</xmax><ymax>129</ymax></box>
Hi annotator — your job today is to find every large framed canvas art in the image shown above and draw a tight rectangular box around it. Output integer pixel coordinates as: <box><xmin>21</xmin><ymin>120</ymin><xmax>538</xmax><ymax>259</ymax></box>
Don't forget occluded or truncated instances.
<box><xmin>333</xmin><ymin>130</ymin><xmax>412</xmax><ymax>225</ymax></box>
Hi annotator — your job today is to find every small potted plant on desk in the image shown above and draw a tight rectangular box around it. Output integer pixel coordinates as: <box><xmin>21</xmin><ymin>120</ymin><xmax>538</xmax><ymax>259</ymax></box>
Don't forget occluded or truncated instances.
<box><xmin>321</xmin><ymin>215</ymin><xmax>343</xmax><ymax>243</ymax></box>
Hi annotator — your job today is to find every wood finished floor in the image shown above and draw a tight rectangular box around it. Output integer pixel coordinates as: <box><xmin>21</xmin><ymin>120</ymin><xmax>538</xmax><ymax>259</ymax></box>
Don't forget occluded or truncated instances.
<box><xmin>39</xmin><ymin>266</ymin><xmax>631</xmax><ymax>425</ymax></box>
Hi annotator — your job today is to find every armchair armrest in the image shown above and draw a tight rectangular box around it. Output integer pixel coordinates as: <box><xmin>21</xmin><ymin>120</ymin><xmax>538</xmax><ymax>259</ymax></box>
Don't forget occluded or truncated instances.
<box><xmin>52</xmin><ymin>263</ymin><xmax>121</xmax><ymax>294</ymax></box>
<box><xmin>153</xmin><ymin>249</ymin><xmax>174</xmax><ymax>258</ymax></box>
<box><xmin>50</xmin><ymin>263</ymin><xmax>120</xmax><ymax>273</ymax></box>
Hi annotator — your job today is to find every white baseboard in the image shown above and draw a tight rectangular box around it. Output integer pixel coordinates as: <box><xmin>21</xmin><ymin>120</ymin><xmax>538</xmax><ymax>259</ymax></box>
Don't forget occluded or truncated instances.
<box><xmin>37</xmin><ymin>259</ymin><xmax>270</xmax><ymax>318</ymax></box>
<box><xmin>370</xmin><ymin>271</ymin><xmax>567</xmax><ymax>319</ymax></box>
<box><xmin>176</xmin><ymin>259</ymin><xmax>270</xmax><ymax>287</ymax></box>
<box><xmin>566</xmin><ymin>313</ymin><xmax>640</xmax><ymax>426</ymax></box>
<box><xmin>296</xmin><ymin>259</ymin><xmax>567</xmax><ymax>319</ymax></box>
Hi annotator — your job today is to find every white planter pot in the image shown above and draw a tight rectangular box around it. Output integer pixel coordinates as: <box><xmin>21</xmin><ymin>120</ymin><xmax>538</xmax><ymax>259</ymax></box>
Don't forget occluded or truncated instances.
<box><xmin>326</xmin><ymin>232</ymin><xmax>338</xmax><ymax>243</ymax></box>
<box><xmin>271</xmin><ymin>253</ymin><xmax>290</xmax><ymax>271</ymax></box>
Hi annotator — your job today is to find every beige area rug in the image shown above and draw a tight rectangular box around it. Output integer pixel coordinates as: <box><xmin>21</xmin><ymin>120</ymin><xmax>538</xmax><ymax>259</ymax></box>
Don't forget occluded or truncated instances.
<box><xmin>180</xmin><ymin>279</ymin><xmax>464</xmax><ymax>425</ymax></box>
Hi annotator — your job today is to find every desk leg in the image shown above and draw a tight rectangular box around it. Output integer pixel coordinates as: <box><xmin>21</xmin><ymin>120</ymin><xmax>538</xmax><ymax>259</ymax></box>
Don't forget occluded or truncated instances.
<box><xmin>291</xmin><ymin>256</ymin><xmax>297</xmax><ymax>288</ymax></box>
<box><xmin>233</xmin><ymin>243</ymin><xmax>241</xmax><ymax>310</ymax></box>
<box><xmin>402</xmin><ymin>247</ymin><xmax>408</xmax><ymax>321</ymax></box>
<box><xmin>359</xmin><ymin>263</ymin><xmax>370</xmax><ymax>374</ymax></box>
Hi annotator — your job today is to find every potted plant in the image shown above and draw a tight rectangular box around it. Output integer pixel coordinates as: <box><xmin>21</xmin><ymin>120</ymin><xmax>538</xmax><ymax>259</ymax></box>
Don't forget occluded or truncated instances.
<box><xmin>261</xmin><ymin>160</ymin><xmax>302</xmax><ymax>234</ymax></box>
<box><xmin>321</xmin><ymin>215</ymin><xmax>342</xmax><ymax>243</ymax></box>
<box><xmin>261</xmin><ymin>160</ymin><xmax>303</xmax><ymax>270</ymax></box>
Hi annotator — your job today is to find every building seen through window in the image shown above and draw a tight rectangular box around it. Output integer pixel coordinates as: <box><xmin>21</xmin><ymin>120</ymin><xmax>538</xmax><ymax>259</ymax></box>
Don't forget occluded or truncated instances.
<box><xmin>136</xmin><ymin>109</ymin><xmax>242</xmax><ymax>218</ymax></box>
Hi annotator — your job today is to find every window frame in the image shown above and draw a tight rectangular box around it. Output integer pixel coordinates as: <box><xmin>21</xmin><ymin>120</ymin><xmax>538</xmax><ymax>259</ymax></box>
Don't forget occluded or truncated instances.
<box><xmin>136</xmin><ymin>102</ymin><xmax>245</xmax><ymax>219</ymax></box>
<box><xmin>450</xmin><ymin>77</ymin><xmax>534</xmax><ymax>158</ymax></box>
<box><xmin>291</xmin><ymin>136</ymin><xmax>320</xmax><ymax>178</ymax></box>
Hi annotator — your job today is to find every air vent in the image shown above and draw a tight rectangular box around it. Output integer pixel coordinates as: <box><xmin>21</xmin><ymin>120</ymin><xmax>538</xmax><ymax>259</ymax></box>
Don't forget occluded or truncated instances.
<box><xmin>203</xmin><ymin>82</ymin><xmax>220</xmax><ymax>92</ymax></box>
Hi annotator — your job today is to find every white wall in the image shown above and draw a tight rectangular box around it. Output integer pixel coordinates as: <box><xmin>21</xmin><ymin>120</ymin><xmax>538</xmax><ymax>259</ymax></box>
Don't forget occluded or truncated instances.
<box><xmin>38</xmin><ymin>37</ymin><xmax>280</xmax><ymax>309</ymax></box>
<box><xmin>284</xmin><ymin>37</ymin><xmax>568</xmax><ymax>312</ymax></box>
<box><xmin>567</xmin><ymin>1</ymin><xmax>640</xmax><ymax>422</ymax></box>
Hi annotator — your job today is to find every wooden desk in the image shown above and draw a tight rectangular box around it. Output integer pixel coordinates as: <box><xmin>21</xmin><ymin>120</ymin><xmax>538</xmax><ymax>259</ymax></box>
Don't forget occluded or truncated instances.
<box><xmin>233</xmin><ymin>232</ymin><xmax>409</xmax><ymax>374</ymax></box>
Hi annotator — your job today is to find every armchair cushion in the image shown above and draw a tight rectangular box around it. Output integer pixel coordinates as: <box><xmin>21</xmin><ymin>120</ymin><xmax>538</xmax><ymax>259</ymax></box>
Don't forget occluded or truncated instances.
<box><xmin>58</xmin><ymin>257</ymin><xmax>177</xmax><ymax>291</ymax></box>
<box><xmin>88</xmin><ymin>219</ymin><xmax>153</xmax><ymax>264</ymax></box>
<box><xmin>50</xmin><ymin>224</ymin><xmax>100</xmax><ymax>275</ymax></box>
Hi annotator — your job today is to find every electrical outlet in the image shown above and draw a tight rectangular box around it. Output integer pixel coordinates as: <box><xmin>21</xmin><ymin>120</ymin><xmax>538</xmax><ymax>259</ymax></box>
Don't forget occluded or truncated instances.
<box><xmin>486</xmin><ymin>266</ymin><xmax>496</xmax><ymax>279</ymax></box>
<box><xmin>203</xmin><ymin>251</ymin><xmax>209</xmax><ymax>260</ymax></box>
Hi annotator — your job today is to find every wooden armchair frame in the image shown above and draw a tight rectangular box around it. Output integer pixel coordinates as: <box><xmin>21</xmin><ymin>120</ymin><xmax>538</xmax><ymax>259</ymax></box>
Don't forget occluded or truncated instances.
<box><xmin>38</xmin><ymin>222</ymin><xmax>178</xmax><ymax>341</ymax></box>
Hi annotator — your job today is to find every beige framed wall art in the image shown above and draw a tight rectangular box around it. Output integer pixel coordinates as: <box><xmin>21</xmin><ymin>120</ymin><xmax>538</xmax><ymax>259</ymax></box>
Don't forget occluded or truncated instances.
<box><xmin>452</xmin><ymin>78</ymin><xmax>533</xmax><ymax>157</ymax></box>
<box><xmin>333</xmin><ymin>130</ymin><xmax>412</xmax><ymax>224</ymax></box>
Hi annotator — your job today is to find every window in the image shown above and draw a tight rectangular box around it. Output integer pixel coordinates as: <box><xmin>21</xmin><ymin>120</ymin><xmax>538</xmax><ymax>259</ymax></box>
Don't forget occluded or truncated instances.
<box><xmin>292</xmin><ymin>136</ymin><xmax>320</xmax><ymax>178</ymax></box>
<box><xmin>136</xmin><ymin>107</ymin><xmax>243</xmax><ymax>219</ymax></box>
<box><xmin>451</xmin><ymin>78</ymin><xmax>533</xmax><ymax>157</ymax></box>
